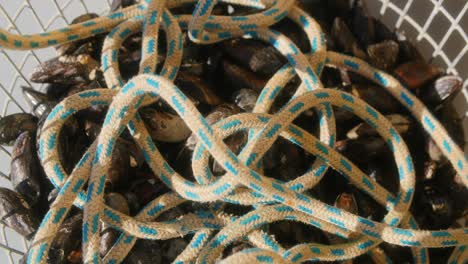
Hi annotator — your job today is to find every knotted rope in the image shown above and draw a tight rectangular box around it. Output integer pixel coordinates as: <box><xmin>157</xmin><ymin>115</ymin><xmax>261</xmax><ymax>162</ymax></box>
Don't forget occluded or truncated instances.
<box><xmin>0</xmin><ymin>0</ymin><xmax>466</xmax><ymax>263</ymax></box>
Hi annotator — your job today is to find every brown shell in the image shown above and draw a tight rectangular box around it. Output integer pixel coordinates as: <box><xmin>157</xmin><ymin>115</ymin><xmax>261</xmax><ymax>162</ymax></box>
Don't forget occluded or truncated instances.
<box><xmin>0</xmin><ymin>113</ymin><xmax>38</xmax><ymax>146</ymax></box>
<box><xmin>0</xmin><ymin>187</ymin><xmax>39</xmax><ymax>239</ymax></box>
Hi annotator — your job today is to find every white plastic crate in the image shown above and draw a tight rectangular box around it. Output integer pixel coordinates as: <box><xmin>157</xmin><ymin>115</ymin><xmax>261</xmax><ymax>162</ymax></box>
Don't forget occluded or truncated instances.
<box><xmin>0</xmin><ymin>0</ymin><xmax>466</xmax><ymax>263</ymax></box>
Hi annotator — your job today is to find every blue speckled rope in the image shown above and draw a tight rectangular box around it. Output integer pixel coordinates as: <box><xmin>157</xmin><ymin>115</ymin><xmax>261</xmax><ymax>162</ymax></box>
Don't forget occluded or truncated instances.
<box><xmin>0</xmin><ymin>0</ymin><xmax>466</xmax><ymax>263</ymax></box>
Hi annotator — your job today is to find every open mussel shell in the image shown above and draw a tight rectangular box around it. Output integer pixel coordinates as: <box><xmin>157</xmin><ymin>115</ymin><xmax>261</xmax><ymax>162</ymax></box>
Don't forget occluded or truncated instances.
<box><xmin>0</xmin><ymin>187</ymin><xmax>39</xmax><ymax>239</ymax></box>
<box><xmin>11</xmin><ymin>131</ymin><xmax>41</xmax><ymax>206</ymax></box>
<box><xmin>0</xmin><ymin>113</ymin><xmax>37</xmax><ymax>146</ymax></box>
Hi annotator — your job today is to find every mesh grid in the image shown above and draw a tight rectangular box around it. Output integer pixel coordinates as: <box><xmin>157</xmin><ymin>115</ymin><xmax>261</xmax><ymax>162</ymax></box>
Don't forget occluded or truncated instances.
<box><xmin>0</xmin><ymin>0</ymin><xmax>466</xmax><ymax>262</ymax></box>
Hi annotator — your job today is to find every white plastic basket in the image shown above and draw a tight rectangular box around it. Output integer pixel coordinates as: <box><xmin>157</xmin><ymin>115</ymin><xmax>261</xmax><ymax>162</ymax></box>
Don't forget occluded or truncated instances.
<box><xmin>0</xmin><ymin>0</ymin><xmax>466</xmax><ymax>263</ymax></box>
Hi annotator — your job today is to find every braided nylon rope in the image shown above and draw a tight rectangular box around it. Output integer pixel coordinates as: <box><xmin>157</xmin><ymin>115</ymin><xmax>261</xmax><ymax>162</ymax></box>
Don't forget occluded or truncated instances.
<box><xmin>0</xmin><ymin>0</ymin><xmax>466</xmax><ymax>263</ymax></box>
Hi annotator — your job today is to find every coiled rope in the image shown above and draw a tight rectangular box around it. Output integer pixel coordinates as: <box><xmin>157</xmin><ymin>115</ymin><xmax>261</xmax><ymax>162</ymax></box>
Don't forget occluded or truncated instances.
<box><xmin>0</xmin><ymin>0</ymin><xmax>466</xmax><ymax>263</ymax></box>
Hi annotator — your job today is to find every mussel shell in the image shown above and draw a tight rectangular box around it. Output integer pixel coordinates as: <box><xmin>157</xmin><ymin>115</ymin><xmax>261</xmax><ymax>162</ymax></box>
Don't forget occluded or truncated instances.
<box><xmin>222</xmin><ymin>242</ymin><xmax>252</xmax><ymax>259</ymax></box>
<box><xmin>105</xmin><ymin>192</ymin><xmax>130</xmax><ymax>215</ymax></box>
<box><xmin>56</xmin><ymin>117</ymin><xmax>89</xmax><ymax>173</ymax></box>
<box><xmin>126</xmin><ymin>174</ymin><xmax>167</xmax><ymax>209</ymax></box>
<box><xmin>0</xmin><ymin>113</ymin><xmax>37</xmax><ymax>146</ymax></box>
<box><xmin>348</xmin><ymin>85</ymin><xmax>401</xmax><ymax>114</ymax></box>
<box><xmin>11</xmin><ymin>131</ymin><xmax>41</xmax><ymax>206</ymax></box>
<box><xmin>222</xmin><ymin>39</ymin><xmax>286</xmax><ymax>77</ymax></box>
<box><xmin>420</xmin><ymin>75</ymin><xmax>463</xmax><ymax>107</ymax></box>
<box><xmin>334</xmin><ymin>192</ymin><xmax>358</xmax><ymax>214</ymax></box>
<box><xmin>106</xmin><ymin>142</ymin><xmax>130</xmax><ymax>189</ymax></box>
<box><xmin>45</xmin><ymin>83</ymin><xmax>71</xmax><ymax>101</ymax></box>
<box><xmin>268</xmin><ymin>220</ymin><xmax>328</xmax><ymax>249</ymax></box>
<box><xmin>141</xmin><ymin>108</ymin><xmax>192</xmax><ymax>143</ymax></box>
<box><xmin>394</xmin><ymin>60</ymin><xmax>441</xmax><ymax>90</ymax></box>
<box><xmin>186</xmin><ymin>104</ymin><xmax>241</xmax><ymax>151</ymax></box>
<box><xmin>100</xmin><ymin>193</ymin><xmax>129</xmax><ymax>256</ymax></box>
<box><xmin>396</xmin><ymin>32</ymin><xmax>425</xmax><ymax>63</ymax></box>
<box><xmin>22</xmin><ymin>86</ymin><xmax>56</xmax><ymax>118</ymax></box>
<box><xmin>123</xmin><ymin>240</ymin><xmax>162</xmax><ymax>264</ymax></box>
<box><xmin>50</xmin><ymin>213</ymin><xmax>83</xmax><ymax>263</ymax></box>
<box><xmin>30</xmin><ymin>54</ymin><xmax>99</xmax><ymax>85</ymax></box>
<box><xmin>212</xmin><ymin>131</ymin><xmax>247</xmax><ymax>176</ymax></box>
<box><xmin>222</xmin><ymin>59</ymin><xmax>267</xmax><ymax>93</ymax></box>
<box><xmin>232</xmin><ymin>88</ymin><xmax>258</xmax><ymax>113</ymax></box>
<box><xmin>349</xmin><ymin>3</ymin><xmax>376</xmax><ymax>47</ymax></box>
<box><xmin>425</xmin><ymin>136</ymin><xmax>446</xmax><ymax>164</ymax></box>
<box><xmin>0</xmin><ymin>187</ymin><xmax>39</xmax><ymax>239</ymax></box>
<box><xmin>336</xmin><ymin>137</ymin><xmax>390</xmax><ymax>164</ymax></box>
<box><xmin>175</xmin><ymin>71</ymin><xmax>223</xmax><ymax>110</ymax></box>
<box><xmin>111</xmin><ymin>0</ymin><xmax>137</xmax><ymax>11</ymax></box>
<box><xmin>352</xmin><ymin>188</ymin><xmax>385</xmax><ymax>221</ymax></box>
<box><xmin>161</xmin><ymin>238</ymin><xmax>189</xmax><ymax>262</ymax></box>
<box><xmin>264</xmin><ymin>138</ymin><xmax>306</xmax><ymax>181</ymax></box>
<box><xmin>367</xmin><ymin>40</ymin><xmax>399</xmax><ymax>71</ymax></box>
<box><xmin>331</xmin><ymin>17</ymin><xmax>367</xmax><ymax>59</ymax></box>
<box><xmin>435</xmin><ymin>103</ymin><xmax>465</xmax><ymax>148</ymax></box>
<box><xmin>415</xmin><ymin>182</ymin><xmax>454</xmax><ymax>229</ymax></box>
<box><xmin>55</xmin><ymin>13</ymin><xmax>105</xmax><ymax>59</ymax></box>
<box><xmin>363</xmin><ymin>160</ymin><xmax>399</xmax><ymax>195</ymax></box>
<box><xmin>373</xmin><ymin>18</ymin><xmax>397</xmax><ymax>42</ymax></box>
<box><xmin>346</xmin><ymin>114</ymin><xmax>411</xmax><ymax>140</ymax></box>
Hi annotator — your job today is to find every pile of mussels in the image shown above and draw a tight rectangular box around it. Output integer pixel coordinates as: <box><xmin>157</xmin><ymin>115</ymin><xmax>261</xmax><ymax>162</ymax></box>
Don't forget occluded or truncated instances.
<box><xmin>0</xmin><ymin>0</ymin><xmax>466</xmax><ymax>263</ymax></box>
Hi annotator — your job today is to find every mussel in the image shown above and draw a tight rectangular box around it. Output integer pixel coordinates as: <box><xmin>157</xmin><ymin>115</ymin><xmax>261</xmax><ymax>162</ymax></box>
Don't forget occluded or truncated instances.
<box><xmin>0</xmin><ymin>113</ymin><xmax>37</xmax><ymax>146</ymax></box>
<box><xmin>0</xmin><ymin>187</ymin><xmax>39</xmax><ymax>239</ymax></box>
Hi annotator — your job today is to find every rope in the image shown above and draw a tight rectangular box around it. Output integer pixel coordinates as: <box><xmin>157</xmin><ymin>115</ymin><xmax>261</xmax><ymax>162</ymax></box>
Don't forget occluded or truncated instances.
<box><xmin>0</xmin><ymin>0</ymin><xmax>466</xmax><ymax>263</ymax></box>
